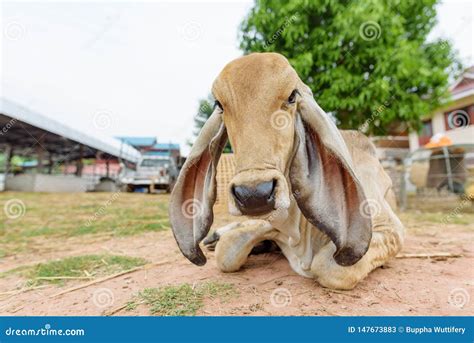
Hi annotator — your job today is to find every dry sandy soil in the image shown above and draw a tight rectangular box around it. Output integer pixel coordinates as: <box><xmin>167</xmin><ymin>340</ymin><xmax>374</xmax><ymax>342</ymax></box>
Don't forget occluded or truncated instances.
<box><xmin>0</xmin><ymin>192</ymin><xmax>473</xmax><ymax>316</ymax></box>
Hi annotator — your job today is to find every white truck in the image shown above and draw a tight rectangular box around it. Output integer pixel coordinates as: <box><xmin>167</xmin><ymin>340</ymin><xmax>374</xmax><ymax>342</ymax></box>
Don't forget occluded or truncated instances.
<box><xmin>120</xmin><ymin>155</ymin><xmax>178</xmax><ymax>193</ymax></box>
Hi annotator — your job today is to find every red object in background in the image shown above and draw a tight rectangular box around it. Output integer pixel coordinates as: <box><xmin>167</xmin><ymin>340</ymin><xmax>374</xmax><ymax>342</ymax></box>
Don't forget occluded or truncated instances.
<box><xmin>63</xmin><ymin>159</ymin><xmax>121</xmax><ymax>177</ymax></box>
<box><xmin>418</xmin><ymin>119</ymin><xmax>433</xmax><ymax>146</ymax></box>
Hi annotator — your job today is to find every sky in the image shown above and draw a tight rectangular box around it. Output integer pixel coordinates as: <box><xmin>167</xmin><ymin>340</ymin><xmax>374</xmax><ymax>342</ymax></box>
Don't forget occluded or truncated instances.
<box><xmin>1</xmin><ymin>0</ymin><xmax>473</xmax><ymax>156</ymax></box>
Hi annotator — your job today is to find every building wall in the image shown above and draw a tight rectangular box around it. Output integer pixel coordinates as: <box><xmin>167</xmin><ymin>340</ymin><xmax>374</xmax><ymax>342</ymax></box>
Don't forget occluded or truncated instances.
<box><xmin>5</xmin><ymin>174</ymin><xmax>90</xmax><ymax>192</ymax></box>
<box><xmin>409</xmin><ymin>94</ymin><xmax>474</xmax><ymax>151</ymax></box>
<box><xmin>432</xmin><ymin>111</ymin><xmax>446</xmax><ymax>134</ymax></box>
<box><xmin>445</xmin><ymin>126</ymin><xmax>474</xmax><ymax>143</ymax></box>
<box><xmin>63</xmin><ymin>160</ymin><xmax>121</xmax><ymax>177</ymax></box>
<box><xmin>408</xmin><ymin>132</ymin><xmax>420</xmax><ymax>152</ymax></box>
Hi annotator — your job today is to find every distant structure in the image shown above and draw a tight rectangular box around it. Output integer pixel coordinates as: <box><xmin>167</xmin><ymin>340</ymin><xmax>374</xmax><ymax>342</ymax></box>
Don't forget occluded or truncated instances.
<box><xmin>0</xmin><ymin>98</ymin><xmax>141</xmax><ymax>192</ymax></box>
<box><xmin>117</xmin><ymin>137</ymin><xmax>181</xmax><ymax>165</ymax></box>
<box><xmin>408</xmin><ymin>66</ymin><xmax>474</xmax><ymax>151</ymax></box>
<box><xmin>116</xmin><ymin>137</ymin><xmax>157</xmax><ymax>151</ymax></box>
<box><xmin>372</xmin><ymin>66</ymin><xmax>474</xmax><ymax>161</ymax></box>
<box><xmin>370</xmin><ymin>66</ymin><xmax>474</xmax><ymax>201</ymax></box>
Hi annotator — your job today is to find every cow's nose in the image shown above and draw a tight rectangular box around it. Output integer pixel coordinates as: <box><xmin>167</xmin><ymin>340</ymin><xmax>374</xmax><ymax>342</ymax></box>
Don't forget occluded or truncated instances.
<box><xmin>231</xmin><ymin>180</ymin><xmax>276</xmax><ymax>215</ymax></box>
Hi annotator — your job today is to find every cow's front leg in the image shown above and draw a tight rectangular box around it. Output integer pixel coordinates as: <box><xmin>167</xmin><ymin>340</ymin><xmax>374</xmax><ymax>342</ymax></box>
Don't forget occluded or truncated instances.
<box><xmin>212</xmin><ymin>220</ymin><xmax>277</xmax><ymax>272</ymax></box>
<box><xmin>203</xmin><ymin>222</ymin><xmax>241</xmax><ymax>251</ymax></box>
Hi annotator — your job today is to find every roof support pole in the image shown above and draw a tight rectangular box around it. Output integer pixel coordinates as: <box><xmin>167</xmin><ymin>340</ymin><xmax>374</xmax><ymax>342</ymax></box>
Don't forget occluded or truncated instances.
<box><xmin>106</xmin><ymin>159</ymin><xmax>110</xmax><ymax>178</ymax></box>
<box><xmin>75</xmin><ymin>145</ymin><xmax>84</xmax><ymax>176</ymax></box>
<box><xmin>36</xmin><ymin>145</ymin><xmax>44</xmax><ymax>173</ymax></box>
<box><xmin>442</xmin><ymin>146</ymin><xmax>454</xmax><ymax>192</ymax></box>
<box><xmin>48</xmin><ymin>153</ymin><xmax>53</xmax><ymax>174</ymax></box>
<box><xmin>4</xmin><ymin>144</ymin><xmax>13</xmax><ymax>175</ymax></box>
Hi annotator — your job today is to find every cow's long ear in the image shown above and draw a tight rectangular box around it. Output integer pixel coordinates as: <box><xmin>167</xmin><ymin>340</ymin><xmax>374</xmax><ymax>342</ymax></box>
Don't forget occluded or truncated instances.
<box><xmin>290</xmin><ymin>85</ymin><xmax>372</xmax><ymax>266</ymax></box>
<box><xmin>169</xmin><ymin>110</ymin><xmax>227</xmax><ymax>266</ymax></box>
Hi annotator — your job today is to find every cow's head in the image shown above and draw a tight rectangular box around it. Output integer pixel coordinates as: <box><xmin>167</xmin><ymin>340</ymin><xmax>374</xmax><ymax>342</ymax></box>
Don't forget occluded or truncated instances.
<box><xmin>169</xmin><ymin>53</ymin><xmax>371</xmax><ymax>267</ymax></box>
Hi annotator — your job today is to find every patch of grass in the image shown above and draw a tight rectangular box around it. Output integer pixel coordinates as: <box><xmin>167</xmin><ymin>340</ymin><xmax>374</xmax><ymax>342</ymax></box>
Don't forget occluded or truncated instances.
<box><xmin>1</xmin><ymin>254</ymin><xmax>147</xmax><ymax>286</ymax></box>
<box><xmin>23</xmin><ymin>226</ymin><xmax>58</xmax><ymax>237</ymax></box>
<box><xmin>127</xmin><ymin>282</ymin><xmax>236</xmax><ymax>316</ymax></box>
<box><xmin>117</xmin><ymin>220</ymin><xmax>171</xmax><ymax>236</ymax></box>
<box><xmin>406</xmin><ymin>195</ymin><xmax>474</xmax><ymax>214</ymax></box>
<box><xmin>400</xmin><ymin>210</ymin><xmax>474</xmax><ymax>226</ymax></box>
<box><xmin>70</xmin><ymin>225</ymin><xmax>100</xmax><ymax>236</ymax></box>
<box><xmin>0</xmin><ymin>192</ymin><xmax>171</xmax><ymax>256</ymax></box>
<box><xmin>199</xmin><ymin>281</ymin><xmax>235</xmax><ymax>298</ymax></box>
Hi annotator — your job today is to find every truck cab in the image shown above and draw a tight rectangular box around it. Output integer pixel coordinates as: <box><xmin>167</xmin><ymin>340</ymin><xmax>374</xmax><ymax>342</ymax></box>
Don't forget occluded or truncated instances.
<box><xmin>121</xmin><ymin>155</ymin><xmax>178</xmax><ymax>193</ymax></box>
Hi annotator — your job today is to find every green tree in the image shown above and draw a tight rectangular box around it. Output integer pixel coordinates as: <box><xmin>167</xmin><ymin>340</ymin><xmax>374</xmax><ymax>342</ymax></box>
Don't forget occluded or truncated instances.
<box><xmin>239</xmin><ymin>0</ymin><xmax>462</xmax><ymax>134</ymax></box>
<box><xmin>190</xmin><ymin>94</ymin><xmax>232</xmax><ymax>152</ymax></box>
<box><xmin>192</xmin><ymin>95</ymin><xmax>215</xmax><ymax>138</ymax></box>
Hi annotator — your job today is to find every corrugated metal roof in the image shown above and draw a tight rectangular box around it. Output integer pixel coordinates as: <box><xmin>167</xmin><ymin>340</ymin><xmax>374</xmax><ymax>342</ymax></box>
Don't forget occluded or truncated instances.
<box><xmin>0</xmin><ymin>98</ymin><xmax>142</xmax><ymax>163</ymax></box>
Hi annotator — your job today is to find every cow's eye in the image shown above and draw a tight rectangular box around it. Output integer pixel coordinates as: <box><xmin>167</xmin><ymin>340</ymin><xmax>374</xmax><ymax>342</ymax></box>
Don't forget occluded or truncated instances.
<box><xmin>214</xmin><ymin>100</ymin><xmax>223</xmax><ymax>112</ymax></box>
<box><xmin>288</xmin><ymin>89</ymin><xmax>299</xmax><ymax>104</ymax></box>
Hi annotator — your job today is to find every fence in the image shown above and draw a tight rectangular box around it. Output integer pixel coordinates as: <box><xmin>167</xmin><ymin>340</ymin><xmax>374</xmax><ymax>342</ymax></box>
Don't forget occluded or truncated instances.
<box><xmin>398</xmin><ymin>144</ymin><xmax>474</xmax><ymax>210</ymax></box>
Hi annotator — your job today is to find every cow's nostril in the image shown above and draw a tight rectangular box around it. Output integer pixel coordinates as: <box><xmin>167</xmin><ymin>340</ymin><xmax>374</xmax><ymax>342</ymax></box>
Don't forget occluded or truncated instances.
<box><xmin>232</xmin><ymin>184</ymin><xmax>250</xmax><ymax>204</ymax></box>
<box><xmin>231</xmin><ymin>180</ymin><xmax>277</xmax><ymax>215</ymax></box>
<box><xmin>269</xmin><ymin>179</ymin><xmax>277</xmax><ymax>200</ymax></box>
<box><xmin>255</xmin><ymin>180</ymin><xmax>276</xmax><ymax>201</ymax></box>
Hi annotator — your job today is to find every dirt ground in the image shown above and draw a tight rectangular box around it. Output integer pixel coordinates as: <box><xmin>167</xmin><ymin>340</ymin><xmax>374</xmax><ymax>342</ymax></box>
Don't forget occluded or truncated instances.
<box><xmin>0</xmin><ymin>192</ymin><xmax>473</xmax><ymax>316</ymax></box>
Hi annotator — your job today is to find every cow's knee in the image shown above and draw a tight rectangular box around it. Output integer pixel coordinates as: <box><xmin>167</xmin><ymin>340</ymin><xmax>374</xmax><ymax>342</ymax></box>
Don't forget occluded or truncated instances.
<box><xmin>215</xmin><ymin>237</ymin><xmax>248</xmax><ymax>272</ymax></box>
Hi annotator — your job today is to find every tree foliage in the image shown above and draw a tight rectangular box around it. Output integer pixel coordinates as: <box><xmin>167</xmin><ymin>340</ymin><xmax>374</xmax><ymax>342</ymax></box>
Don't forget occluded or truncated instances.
<box><xmin>192</xmin><ymin>95</ymin><xmax>215</xmax><ymax>138</ymax></box>
<box><xmin>239</xmin><ymin>0</ymin><xmax>462</xmax><ymax>134</ymax></box>
<box><xmin>191</xmin><ymin>94</ymin><xmax>232</xmax><ymax>152</ymax></box>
